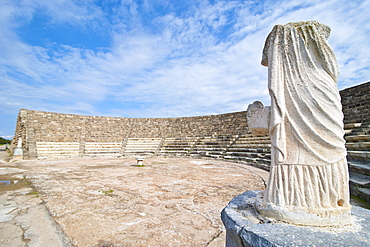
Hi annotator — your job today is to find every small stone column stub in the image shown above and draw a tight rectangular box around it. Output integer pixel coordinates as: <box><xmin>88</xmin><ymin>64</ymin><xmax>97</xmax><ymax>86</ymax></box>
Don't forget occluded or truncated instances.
<box><xmin>135</xmin><ymin>156</ymin><xmax>145</xmax><ymax>166</ymax></box>
<box><xmin>78</xmin><ymin>120</ymin><xmax>86</xmax><ymax>158</ymax></box>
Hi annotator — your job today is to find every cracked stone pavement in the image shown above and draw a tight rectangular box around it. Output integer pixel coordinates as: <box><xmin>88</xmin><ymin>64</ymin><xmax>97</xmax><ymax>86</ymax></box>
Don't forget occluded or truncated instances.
<box><xmin>0</xmin><ymin>151</ymin><xmax>267</xmax><ymax>246</ymax></box>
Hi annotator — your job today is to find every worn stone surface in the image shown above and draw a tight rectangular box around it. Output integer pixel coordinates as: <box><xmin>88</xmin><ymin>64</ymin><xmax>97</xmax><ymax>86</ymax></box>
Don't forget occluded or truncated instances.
<box><xmin>340</xmin><ymin>81</ymin><xmax>370</xmax><ymax>124</ymax></box>
<box><xmin>246</xmin><ymin>101</ymin><xmax>270</xmax><ymax>136</ymax></box>
<box><xmin>222</xmin><ymin>191</ymin><xmax>370</xmax><ymax>247</ymax></box>
<box><xmin>258</xmin><ymin>21</ymin><xmax>351</xmax><ymax>225</ymax></box>
<box><xmin>2</xmin><ymin>156</ymin><xmax>267</xmax><ymax>246</ymax></box>
<box><xmin>0</xmin><ymin>153</ymin><xmax>73</xmax><ymax>247</ymax></box>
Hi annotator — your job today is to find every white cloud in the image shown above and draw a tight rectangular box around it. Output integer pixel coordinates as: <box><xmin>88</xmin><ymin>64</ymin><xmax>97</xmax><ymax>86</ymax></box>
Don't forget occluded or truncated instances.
<box><xmin>0</xmin><ymin>0</ymin><xmax>369</xmax><ymax>139</ymax></box>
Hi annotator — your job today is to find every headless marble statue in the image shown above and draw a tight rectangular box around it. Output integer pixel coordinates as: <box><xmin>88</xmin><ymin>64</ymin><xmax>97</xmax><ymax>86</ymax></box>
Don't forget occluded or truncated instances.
<box><xmin>256</xmin><ymin>21</ymin><xmax>352</xmax><ymax>226</ymax></box>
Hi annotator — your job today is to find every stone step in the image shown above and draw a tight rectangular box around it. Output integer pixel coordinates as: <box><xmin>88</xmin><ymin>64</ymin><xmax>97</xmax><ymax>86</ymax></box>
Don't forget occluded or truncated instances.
<box><xmin>346</xmin><ymin>142</ymin><xmax>370</xmax><ymax>151</ymax></box>
<box><xmin>85</xmin><ymin>147</ymin><xmax>121</xmax><ymax>152</ymax></box>
<box><xmin>37</xmin><ymin>148</ymin><xmax>79</xmax><ymax>152</ymax></box>
<box><xmin>197</xmin><ymin>139</ymin><xmax>236</xmax><ymax>143</ymax></box>
<box><xmin>123</xmin><ymin>152</ymin><xmax>154</xmax><ymax>156</ymax></box>
<box><xmin>344</xmin><ymin>123</ymin><xmax>362</xmax><ymax>130</ymax></box>
<box><xmin>158</xmin><ymin>150</ymin><xmax>189</xmax><ymax>154</ymax></box>
<box><xmin>85</xmin><ymin>142</ymin><xmax>122</xmax><ymax>145</ymax></box>
<box><xmin>125</xmin><ymin>145</ymin><xmax>159</xmax><ymax>149</ymax></box>
<box><xmin>347</xmin><ymin>151</ymin><xmax>370</xmax><ymax>162</ymax></box>
<box><xmin>36</xmin><ymin>142</ymin><xmax>79</xmax><ymax>145</ymax></box>
<box><xmin>164</xmin><ymin>137</ymin><xmax>199</xmax><ymax>140</ymax></box>
<box><xmin>345</xmin><ymin>135</ymin><xmax>370</xmax><ymax>142</ymax></box>
<box><xmin>36</xmin><ymin>147</ymin><xmax>79</xmax><ymax>151</ymax></box>
<box><xmin>124</xmin><ymin>149</ymin><xmax>157</xmax><ymax>152</ymax></box>
<box><xmin>127</xmin><ymin>138</ymin><xmax>162</xmax><ymax>140</ymax></box>
<box><xmin>38</xmin><ymin>154</ymin><xmax>79</xmax><ymax>159</ymax></box>
<box><xmin>85</xmin><ymin>145</ymin><xmax>121</xmax><ymax>148</ymax></box>
<box><xmin>234</xmin><ymin>140</ymin><xmax>271</xmax><ymax>144</ymax></box>
<box><xmin>36</xmin><ymin>144</ymin><xmax>80</xmax><ymax>148</ymax></box>
<box><xmin>125</xmin><ymin>144</ymin><xmax>158</xmax><ymax>147</ymax></box>
<box><xmin>238</xmin><ymin>135</ymin><xmax>270</xmax><ymax>139</ymax></box>
<box><xmin>237</xmin><ymin>137</ymin><xmax>270</xmax><ymax>140</ymax></box>
<box><xmin>350</xmin><ymin>187</ymin><xmax>370</xmax><ymax>202</ymax></box>
<box><xmin>227</xmin><ymin>148</ymin><xmax>270</xmax><ymax>153</ymax></box>
<box><xmin>161</xmin><ymin>142</ymin><xmax>194</xmax><ymax>145</ymax></box>
<box><xmin>189</xmin><ymin>151</ymin><xmax>224</xmax><ymax>157</ymax></box>
<box><xmin>225</xmin><ymin>152</ymin><xmax>271</xmax><ymax>158</ymax></box>
<box><xmin>205</xmin><ymin>154</ymin><xmax>224</xmax><ymax>159</ymax></box>
<box><xmin>193</xmin><ymin>145</ymin><xmax>228</xmax><ymax>149</ymax></box>
<box><xmin>348</xmin><ymin>161</ymin><xmax>370</xmax><ymax>175</ymax></box>
<box><xmin>162</xmin><ymin>142</ymin><xmax>196</xmax><ymax>145</ymax></box>
<box><xmin>192</xmin><ymin>148</ymin><xmax>227</xmax><ymax>152</ymax></box>
<box><xmin>198</xmin><ymin>141</ymin><xmax>233</xmax><ymax>144</ymax></box>
<box><xmin>229</xmin><ymin>145</ymin><xmax>271</xmax><ymax>150</ymax></box>
<box><xmin>159</xmin><ymin>149</ymin><xmax>191</xmax><ymax>153</ymax></box>
<box><xmin>224</xmin><ymin>155</ymin><xmax>271</xmax><ymax>165</ymax></box>
<box><xmin>84</xmin><ymin>153</ymin><xmax>120</xmax><ymax>156</ymax></box>
<box><xmin>349</xmin><ymin>173</ymin><xmax>370</xmax><ymax>188</ymax></box>
<box><xmin>160</xmin><ymin>146</ymin><xmax>191</xmax><ymax>150</ymax></box>
<box><xmin>202</xmin><ymin>135</ymin><xmax>238</xmax><ymax>138</ymax></box>
<box><xmin>37</xmin><ymin>152</ymin><xmax>79</xmax><ymax>157</ymax></box>
<box><xmin>84</xmin><ymin>150</ymin><xmax>120</xmax><ymax>153</ymax></box>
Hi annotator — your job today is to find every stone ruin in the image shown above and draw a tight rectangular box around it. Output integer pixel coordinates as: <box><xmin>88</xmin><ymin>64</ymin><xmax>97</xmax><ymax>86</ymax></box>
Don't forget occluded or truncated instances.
<box><xmin>246</xmin><ymin>101</ymin><xmax>270</xmax><ymax>136</ymax></box>
<box><xmin>221</xmin><ymin>21</ymin><xmax>370</xmax><ymax>247</ymax></box>
<box><xmin>7</xmin><ymin>19</ymin><xmax>370</xmax><ymax>246</ymax></box>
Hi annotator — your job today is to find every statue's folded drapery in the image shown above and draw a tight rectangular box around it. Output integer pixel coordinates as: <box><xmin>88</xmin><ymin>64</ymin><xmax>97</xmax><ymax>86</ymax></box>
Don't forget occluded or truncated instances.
<box><xmin>257</xmin><ymin>21</ymin><xmax>351</xmax><ymax>225</ymax></box>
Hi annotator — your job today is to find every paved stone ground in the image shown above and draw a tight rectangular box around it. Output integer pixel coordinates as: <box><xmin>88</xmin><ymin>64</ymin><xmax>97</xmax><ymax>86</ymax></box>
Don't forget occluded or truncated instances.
<box><xmin>0</xmin><ymin>153</ymin><xmax>268</xmax><ymax>247</ymax></box>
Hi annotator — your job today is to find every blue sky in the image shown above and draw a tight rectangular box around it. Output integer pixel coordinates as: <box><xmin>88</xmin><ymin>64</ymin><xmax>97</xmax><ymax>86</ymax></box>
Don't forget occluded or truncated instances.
<box><xmin>1</xmin><ymin>0</ymin><xmax>369</xmax><ymax>139</ymax></box>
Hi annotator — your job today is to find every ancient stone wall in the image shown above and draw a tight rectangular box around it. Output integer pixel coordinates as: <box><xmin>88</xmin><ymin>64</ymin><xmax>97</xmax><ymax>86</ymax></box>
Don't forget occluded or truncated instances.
<box><xmin>340</xmin><ymin>81</ymin><xmax>370</xmax><ymax>124</ymax></box>
<box><xmin>13</xmin><ymin>109</ymin><xmax>249</xmax><ymax>158</ymax></box>
<box><xmin>11</xmin><ymin>81</ymin><xmax>370</xmax><ymax>160</ymax></box>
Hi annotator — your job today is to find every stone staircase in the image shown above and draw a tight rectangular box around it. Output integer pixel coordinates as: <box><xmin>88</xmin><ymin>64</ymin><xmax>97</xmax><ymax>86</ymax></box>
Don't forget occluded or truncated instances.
<box><xmin>36</xmin><ymin>142</ymin><xmax>80</xmax><ymax>159</ymax></box>
<box><xmin>158</xmin><ymin>137</ymin><xmax>199</xmax><ymax>156</ymax></box>
<box><xmin>224</xmin><ymin>135</ymin><xmax>271</xmax><ymax>171</ymax></box>
<box><xmin>84</xmin><ymin>142</ymin><xmax>122</xmax><ymax>157</ymax></box>
<box><xmin>123</xmin><ymin>138</ymin><xmax>162</xmax><ymax>156</ymax></box>
<box><xmin>345</xmin><ymin>122</ymin><xmax>370</xmax><ymax>202</ymax></box>
<box><xmin>190</xmin><ymin>135</ymin><xmax>238</xmax><ymax>159</ymax></box>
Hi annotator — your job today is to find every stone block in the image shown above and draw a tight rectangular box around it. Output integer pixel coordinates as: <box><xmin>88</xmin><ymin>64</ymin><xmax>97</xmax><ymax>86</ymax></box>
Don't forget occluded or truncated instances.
<box><xmin>246</xmin><ymin>101</ymin><xmax>270</xmax><ymax>136</ymax></box>
<box><xmin>222</xmin><ymin>191</ymin><xmax>370</xmax><ymax>247</ymax></box>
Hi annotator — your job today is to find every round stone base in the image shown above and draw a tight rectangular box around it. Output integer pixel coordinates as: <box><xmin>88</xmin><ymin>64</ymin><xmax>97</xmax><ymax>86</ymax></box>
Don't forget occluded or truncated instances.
<box><xmin>255</xmin><ymin>192</ymin><xmax>353</xmax><ymax>227</ymax></box>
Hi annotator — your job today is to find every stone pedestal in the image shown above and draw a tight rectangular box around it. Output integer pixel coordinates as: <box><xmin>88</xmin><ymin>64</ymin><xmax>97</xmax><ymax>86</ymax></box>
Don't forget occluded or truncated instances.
<box><xmin>135</xmin><ymin>157</ymin><xmax>145</xmax><ymax>166</ymax></box>
<box><xmin>246</xmin><ymin>101</ymin><xmax>270</xmax><ymax>136</ymax></box>
<box><xmin>221</xmin><ymin>191</ymin><xmax>370</xmax><ymax>247</ymax></box>
<box><xmin>12</xmin><ymin>147</ymin><xmax>23</xmax><ymax>161</ymax></box>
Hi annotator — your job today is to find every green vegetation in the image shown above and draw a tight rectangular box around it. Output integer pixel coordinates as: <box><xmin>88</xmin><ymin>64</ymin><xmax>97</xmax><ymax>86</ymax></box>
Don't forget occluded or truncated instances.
<box><xmin>0</xmin><ymin>137</ymin><xmax>11</xmax><ymax>145</ymax></box>
<box><xmin>101</xmin><ymin>189</ymin><xmax>114</xmax><ymax>194</ymax></box>
<box><xmin>101</xmin><ymin>189</ymin><xmax>115</xmax><ymax>197</ymax></box>
<box><xmin>27</xmin><ymin>191</ymin><xmax>39</xmax><ymax>197</ymax></box>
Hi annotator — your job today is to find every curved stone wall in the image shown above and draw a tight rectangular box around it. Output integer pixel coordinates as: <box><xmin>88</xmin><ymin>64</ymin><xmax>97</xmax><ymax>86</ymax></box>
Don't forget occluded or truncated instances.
<box><xmin>11</xmin><ymin>81</ymin><xmax>370</xmax><ymax>161</ymax></box>
<box><xmin>12</xmin><ymin>109</ymin><xmax>249</xmax><ymax>159</ymax></box>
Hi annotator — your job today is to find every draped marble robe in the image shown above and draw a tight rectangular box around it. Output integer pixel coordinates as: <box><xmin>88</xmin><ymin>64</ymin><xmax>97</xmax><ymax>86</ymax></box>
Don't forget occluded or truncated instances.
<box><xmin>256</xmin><ymin>21</ymin><xmax>351</xmax><ymax>226</ymax></box>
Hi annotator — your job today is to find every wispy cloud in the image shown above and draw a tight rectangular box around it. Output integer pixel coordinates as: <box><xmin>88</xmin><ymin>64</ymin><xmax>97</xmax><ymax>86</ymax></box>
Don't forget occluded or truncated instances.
<box><xmin>0</xmin><ymin>0</ymin><xmax>369</xmax><ymax>137</ymax></box>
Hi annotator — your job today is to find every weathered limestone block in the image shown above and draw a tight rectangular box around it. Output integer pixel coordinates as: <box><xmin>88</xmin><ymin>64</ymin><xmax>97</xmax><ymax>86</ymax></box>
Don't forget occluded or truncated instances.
<box><xmin>246</xmin><ymin>101</ymin><xmax>270</xmax><ymax>136</ymax></box>
<box><xmin>256</xmin><ymin>21</ymin><xmax>352</xmax><ymax>226</ymax></box>
<box><xmin>222</xmin><ymin>191</ymin><xmax>370</xmax><ymax>247</ymax></box>
<box><xmin>13</xmin><ymin>138</ymin><xmax>23</xmax><ymax>157</ymax></box>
